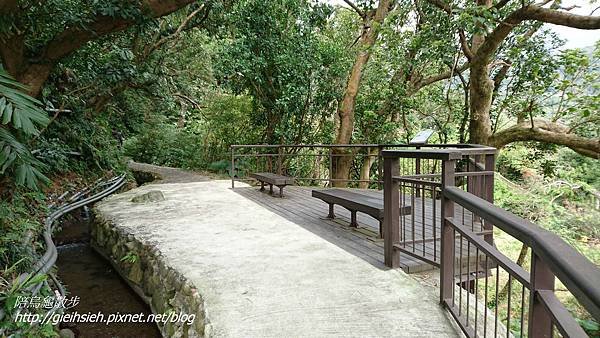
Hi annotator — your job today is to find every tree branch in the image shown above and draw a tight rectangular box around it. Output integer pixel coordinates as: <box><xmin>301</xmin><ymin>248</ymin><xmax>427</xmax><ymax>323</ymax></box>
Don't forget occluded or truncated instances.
<box><xmin>342</xmin><ymin>0</ymin><xmax>366</xmax><ymax>19</ymax></box>
<box><xmin>490</xmin><ymin>118</ymin><xmax>600</xmax><ymax>158</ymax></box>
<box><xmin>40</xmin><ymin>0</ymin><xmax>196</xmax><ymax>63</ymax></box>
<box><xmin>476</xmin><ymin>5</ymin><xmax>600</xmax><ymax>64</ymax></box>
<box><xmin>521</xmin><ymin>5</ymin><xmax>600</xmax><ymax>29</ymax></box>
<box><xmin>458</xmin><ymin>30</ymin><xmax>474</xmax><ymax>60</ymax></box>
<box><xmin>411</xmin><ymin>62</ymin><xmax>469</xmax><ymax>92</ymax></box>
<box><xmin>143</xmin><ymin>4</ymin><xmax>208</xmax><ymax>59</ymax></box>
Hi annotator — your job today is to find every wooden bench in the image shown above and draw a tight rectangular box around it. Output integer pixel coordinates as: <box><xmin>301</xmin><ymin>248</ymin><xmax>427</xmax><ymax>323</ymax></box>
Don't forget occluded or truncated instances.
<box><xmin>311</xmin><ymin>188</ymin><xmax>411</xmax><ymax>238</ymax></box>
<box><xmin>250</xmin><ymin>173</ymin><xmax>295</xmax><ymax>197</ymax></box>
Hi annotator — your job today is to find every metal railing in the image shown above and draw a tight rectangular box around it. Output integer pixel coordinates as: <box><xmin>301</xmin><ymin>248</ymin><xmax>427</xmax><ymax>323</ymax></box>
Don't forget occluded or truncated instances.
<box><xmin>383</xmin><ymin>148</ymin><xmax>600</xmax><ymax>337</ymax></box>
<box><xmin>230</xmin><ymin>143</ymin><xmax>496</xmax><ymax>190</ymax></box>
<box><xmin>231</xmin><ymin>144</ymin><xmax>385</xmax><ymax>188</ymax></box>
<box><xmin>385</xmin><ymin>147</ymin><xmax>496</xmax><ymax>267</ymax></box>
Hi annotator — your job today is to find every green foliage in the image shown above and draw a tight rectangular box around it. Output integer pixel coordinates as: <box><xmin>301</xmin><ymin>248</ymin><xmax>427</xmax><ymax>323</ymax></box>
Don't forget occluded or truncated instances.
<box><xmin>0</xmin><ymin>190</ymin><xmax>46</xmax><ymax>274</ymax></box>
<box><xmin>124</xmin><ymin>94</ymin><xmax>259</xmax><ymax>171</ymax></box>
<box><xmin>216</xmin><ymin>0</ymin><xmax>342</xmax><ymax>143</ymax></box>
<box><xmin>0</xmin><ymin>69</ymin><xmax>50</xmax><ymax>190</ymax></box>
<box><xmin>120</xmin><ymin>252</ymin><xmax>138</xmax><ymax>264</ymax></box>
<box><xmin>0</xmin><ymin>269</ymin><xmax>56</xmax><ymax>337</ymax></box>
<box><xmin>123</xmin><ymin>122</ymin><xmax>195</xmax><ymax>168</ymax></box>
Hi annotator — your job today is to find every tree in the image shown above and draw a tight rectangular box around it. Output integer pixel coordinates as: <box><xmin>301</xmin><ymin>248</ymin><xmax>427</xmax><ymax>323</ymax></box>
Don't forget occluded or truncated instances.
<box><xmin>332</xmin><ymin>0</ymin><xmax>396</xmax><ymax>187</ymax></box>
<box><xmin>0</xmin><ymin>0</ymin><xmax>199</xmax><ymax>96</ymax></box>
<box><xmin>427</xmin><ymin>0</ymin><xmax>600</xmax><ymax>158</ymax></box>
<box><xmin>217</xmin><ymin>0</ymin><xmax>342</xmax><ymax>144</ymax></box>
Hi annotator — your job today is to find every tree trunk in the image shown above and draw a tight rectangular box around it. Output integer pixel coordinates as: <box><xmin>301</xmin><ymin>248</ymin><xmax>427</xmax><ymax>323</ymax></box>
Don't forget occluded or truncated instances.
<box><xmin>358</xmin><ymin>148</ymin><xmax>378</xmax><ymax>189</ymax></box>
<box><xmin>468</xmin><ymin>61</ymin><xmax>494</xmax><ymax>144</ymax></box>
<box><xmin>332</xmin><ymin>0</ymin><xmax>393</xmax><ymax>187</ymax></box>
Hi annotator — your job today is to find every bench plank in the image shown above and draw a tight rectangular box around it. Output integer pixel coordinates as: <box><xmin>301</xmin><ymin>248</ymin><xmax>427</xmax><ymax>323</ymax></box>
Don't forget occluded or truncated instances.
<box><xmin>312</xmin><ymin>188</ymin><xmax>411</xmax><ymax>237</ymax></box>
<box><xmin>250</xmin><ymin>173</ymin><xmax>294</xmax><ymax>185</ymax></box>
<box><xmin>250</xmin><ymin>172</ymin><xmax>294</xmax><ymax>197</ymax></box>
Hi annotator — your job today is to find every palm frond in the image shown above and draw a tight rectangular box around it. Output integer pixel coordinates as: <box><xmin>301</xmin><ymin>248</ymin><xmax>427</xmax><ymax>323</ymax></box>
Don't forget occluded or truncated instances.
<box><xmin>0</xmin><ymin>68</ymin><xmax>49</xmax><ymax>136</ymax></box>
<box><xmin>0</xmin><ymin>69</ymin><xmax>50</xmax><ymax>190</ymax></box>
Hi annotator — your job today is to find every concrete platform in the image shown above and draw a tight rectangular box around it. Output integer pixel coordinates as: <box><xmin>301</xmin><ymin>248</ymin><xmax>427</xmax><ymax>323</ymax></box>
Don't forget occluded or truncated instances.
<box><xmin>95</xmin><ymin>180</ymin><xmax>459</xmax><ymax>337</ymax></box>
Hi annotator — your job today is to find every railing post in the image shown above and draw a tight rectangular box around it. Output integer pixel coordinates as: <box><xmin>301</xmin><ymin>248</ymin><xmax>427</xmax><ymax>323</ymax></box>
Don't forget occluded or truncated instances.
<box><xmin>328</xmin><ymin>147</ymin><xmax>333</xmax><ymax>188</ymax></box>
<box><xmin>377</xmin><ymin>145</ymin><xmax>383</xmax><ymax>190</ymax></box>
<box><xmin>383</xmin><ymin>155</ymin><xmax>400</xmax><ymax>268</ymax></box>
<box><xmin>231</xmin><ymin>146</ymin><xmax>235</xmax><ymax>189</ymax></box>
<box><xmin>440</xmin><ymin>158</ymin><xmax>455</xmax><ymax>304</ymax></box>
<box><xmin>415</xmin><ymin>146</ymin><xmax>421</xmax><ymax>197</ymax></box>
<box><xmin>484</xmin><ymin>153</ymin><xmax>495</xmax><ymax>203</ymax></box>
<box><xmin>277</xmin><ymin>146</ymin><xmax>283</xmax><ymax>175</ymax></box>
<box><xmin>483</xmin><ymin>153</ymin><xmax>495</xmax><ymax>245</ymax></box>
<box><xmin>529</xmin><ymin>253</ymin><xmax>555</xmax><ymax>338</ymax></box>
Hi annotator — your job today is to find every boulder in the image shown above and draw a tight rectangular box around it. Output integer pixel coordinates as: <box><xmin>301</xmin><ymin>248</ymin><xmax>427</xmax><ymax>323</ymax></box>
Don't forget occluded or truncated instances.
<box><xmin>130</xmin><ymin>190</ymin><xmax>165</xmax><ymax>203</ymax></box>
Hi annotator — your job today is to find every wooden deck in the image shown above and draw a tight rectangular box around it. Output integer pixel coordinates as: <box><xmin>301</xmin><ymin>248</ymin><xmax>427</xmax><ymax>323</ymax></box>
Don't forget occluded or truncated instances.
<box><xmin>234</xmin><ymin>185</ymin><xmax>486</xmax><ymax>273</ymax></box>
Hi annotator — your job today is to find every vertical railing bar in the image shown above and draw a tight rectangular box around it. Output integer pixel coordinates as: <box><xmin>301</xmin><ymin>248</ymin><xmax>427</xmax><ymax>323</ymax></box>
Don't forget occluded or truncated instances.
<box><xmin>475</xmin><ymin>247</ymin><xmax>479</xmax><ymax>335</ymax></box>
<box><xmin>277</xmin><ymin>145</ymin><xmax>283</xmax><ymax>175</ymax></box>
<box><xmin>377</xmin><ymin>145</ymin><xmax>383</xmax><ymax>190</ymax></box>
<box><xmin>466</xmin><ymin>241</ymin><xmax>470</xmax><ymax>327</ymax></box>
<box><xmin>231</xmin><ymin>146</ymin><xmax>235</xmax><ymax>189</ymax></box>
<box><xmin>520</xmin><ymin>283</ymin><xmax>525</xmax><ymax>337</ymax></box>
<box><xmin>433</xmin><ymin>188</ymin><xmax>437</xmax><ymax>261</ymax></box>
<box><xmin>328</xmin><ymin>147</ymin><xmax>333</xmax><ymax>188</ymax></box>
<box><xmin>472</xmin><ymin>207</ymin><xmax>475</xmax><ymax>232</ymax></box>
<box><xmin>507</xmin><ymin>275</ymin><xmax>512</xmax><ymax>338</ymax></box>
<box><xmin>462</xmin><ymin>202</ymin><xmax>466</xmax><ymax>226</ymax></box>
<box><xmin>452</xmin><ymin>227</ymin><xmax>456</xmax><ymax>308</ymax></box>
<box><xmin>403</xmin><ymin>183</ymin><xmax>407</xmax><ymax>245</ymax></box>
<box><xmin>459</xmin><ymin>234</ymin><xmax>463</xmax><ymax>316</ymax></box>
<box><xmin>484</xmin><ymin>255</ymin><xmax>489</xmax><ymax>338</ymax></box>
<box><xmin>422</xmin><ymin>184</ymin><xmax>426</xmax><ymax>256</ymax></box>
<box><xmin>495</xmin><ymin>266</ymin><xmax>499</xmax><ymax>338</ymax></box>
<box><xmin>411</xmin><ymin>184</ymin><xmax>415</xmax><ymax>252</ymax></box>
<box><xmin>401</xmin><ymin>181</ymin><xmax>405</xmax><ymax>243</ymax></box>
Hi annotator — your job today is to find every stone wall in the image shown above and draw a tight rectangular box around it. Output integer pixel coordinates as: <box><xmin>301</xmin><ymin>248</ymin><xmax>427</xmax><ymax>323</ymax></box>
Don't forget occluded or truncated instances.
<box><xmin>91</xmin><ymin>213</ymin><xmax>207</xmax><ymax>337</ymax></box>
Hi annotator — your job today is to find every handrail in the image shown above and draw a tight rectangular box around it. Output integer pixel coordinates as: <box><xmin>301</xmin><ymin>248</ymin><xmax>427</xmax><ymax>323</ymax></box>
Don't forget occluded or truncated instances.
<box><xmin>0</xmin><ymin>175</ymin><xmax>127</xmax><ymax>333</ymax></box>
<box><xmin>232</xmin><ymin>143</ymin><xmax>497</xmax><ymax>150</ymax></box>
<box><xmin>443</xmin><ymin>186</ymin><xmax>600</xmax><ymax>320</ymax></box>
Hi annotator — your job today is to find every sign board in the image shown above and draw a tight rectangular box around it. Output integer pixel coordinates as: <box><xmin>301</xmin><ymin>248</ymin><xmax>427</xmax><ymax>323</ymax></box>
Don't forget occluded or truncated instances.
<box><xmin>409</xmin><ymin>129</ymin><xmax>435</xmax><ymax>145</ymax></box>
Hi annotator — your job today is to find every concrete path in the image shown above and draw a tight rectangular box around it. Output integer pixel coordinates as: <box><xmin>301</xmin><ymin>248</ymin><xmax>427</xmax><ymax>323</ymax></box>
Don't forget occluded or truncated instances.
<box><xmin>128</xmin><ymin>160</ymin><xmax>212</xmax><ymax>183</ymax></box>
<box><xmin>96</xmin><ymin>180</ymin><xmax>459</xmax><ymax>337</ymax></box>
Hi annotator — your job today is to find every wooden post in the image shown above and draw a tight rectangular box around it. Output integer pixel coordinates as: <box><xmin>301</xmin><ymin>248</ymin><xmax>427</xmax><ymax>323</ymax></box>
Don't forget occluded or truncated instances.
<box><xmin>383</xmin><ymin>156</ymin><xmax>400</xmax><ymax>268</ymax></box>
<box><xmin>483</xmin><ymin>153</ymin><xmax>495</xmax><ymax>245</ymax></box>
<box><xmin>328</xmin><ymin>147</ymin><xmax>333</xmax><ymax>188</ymax></box>
<box><xmin>440</xmin><ymin>158</ymin><xmax>455</xmax><ymax>304</ymax></box>
<box><xmin>484</xmin><ymin>153</ymin><xmax>495</xmax><ymax>203</ymax></box>
<box><xmin>529</xmin><ymin>253</ymin><xmax>555</xmax><ymax>338</ymax></box>
<box><xmin>231</xmin><ymin>146</ymin><xmax>235</xmax><ymax>189</ymax></box>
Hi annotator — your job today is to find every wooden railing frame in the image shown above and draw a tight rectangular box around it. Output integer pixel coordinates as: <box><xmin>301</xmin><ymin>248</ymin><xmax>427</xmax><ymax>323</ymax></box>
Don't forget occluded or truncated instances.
<box><xmin>383</xmin><ymin>148</ymin><xmax>599</xmax><ymax>337</ymax></box>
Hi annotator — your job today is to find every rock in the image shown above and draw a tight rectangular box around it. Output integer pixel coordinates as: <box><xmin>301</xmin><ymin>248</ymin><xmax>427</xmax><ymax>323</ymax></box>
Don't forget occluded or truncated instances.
<box><xmin>130</xmin><ymin>190</ymin><xmax>165</xmax><ymax>203</ymax></box>
<box><xmin>128</xmin><ymin>259</ymin><xmax>144</xmax><ymax>285</ymax></box>
<box><xmin>59</xmin><ymin>328</ymin><xmax>75</xmax><ymax>338</ymax></box>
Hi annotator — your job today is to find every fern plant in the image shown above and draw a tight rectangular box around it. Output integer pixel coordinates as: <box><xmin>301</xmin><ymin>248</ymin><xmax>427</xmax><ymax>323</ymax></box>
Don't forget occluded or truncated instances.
<box><xmin>0</xmin><ymin>68</ymin><xmax>50</xmax><ymax>189</ymax></box>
